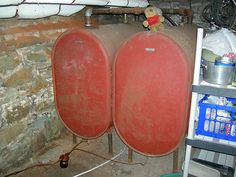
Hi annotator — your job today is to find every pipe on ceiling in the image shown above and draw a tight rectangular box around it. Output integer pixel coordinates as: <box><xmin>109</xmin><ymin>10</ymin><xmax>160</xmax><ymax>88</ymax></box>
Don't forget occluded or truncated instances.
<box><xmin>0</xmin><ymin>0</ymin><xmax>149</xmax><ymax>19</ymax></box>
<box><xmin>84</xmin><ymin>7</ymin><xmax>194</xmax><ymax>27</ymax></box>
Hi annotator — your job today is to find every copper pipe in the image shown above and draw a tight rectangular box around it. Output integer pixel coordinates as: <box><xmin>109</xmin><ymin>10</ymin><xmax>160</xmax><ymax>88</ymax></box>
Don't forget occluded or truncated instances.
<box><xmin>92</xmin><ymin>7</ymin><xmax>193</xmax><ymax>17</ymax></box>
<box><xmin>84</xmin><ymin>7</ymin><xmax>193</xmax><ymax>26</ymax></box>
<box><xmin>92</xmin><ymin>7</ymin><xmax>145</xmax><ymax>15</ymax></box>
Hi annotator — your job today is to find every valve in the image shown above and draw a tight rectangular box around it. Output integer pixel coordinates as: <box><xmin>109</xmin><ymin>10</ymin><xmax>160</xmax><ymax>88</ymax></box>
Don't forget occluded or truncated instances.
<box><xmin>59</xmin><ymin>153</ymin><xmax>70</xmax><ymax>168</ymax></box>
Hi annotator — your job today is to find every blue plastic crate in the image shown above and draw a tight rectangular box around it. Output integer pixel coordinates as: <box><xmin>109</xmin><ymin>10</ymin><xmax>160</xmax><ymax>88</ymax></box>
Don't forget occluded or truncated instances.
<box><xmin>196</xmin><ymin>95</ymin><xmax>236</xmax><ymax>142</ymax></box>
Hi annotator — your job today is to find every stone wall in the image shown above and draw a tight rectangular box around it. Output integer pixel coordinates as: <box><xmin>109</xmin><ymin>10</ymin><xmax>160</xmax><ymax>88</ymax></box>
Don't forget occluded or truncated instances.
<box><xmin>0</xmin><ymin>16</ymin><xmax>85</xmax><ymax>173</ymax></box>
<box><xmin>151</xmin><ymin>0</ymin><xmax>209</xmax><ymax>27</ymax></box>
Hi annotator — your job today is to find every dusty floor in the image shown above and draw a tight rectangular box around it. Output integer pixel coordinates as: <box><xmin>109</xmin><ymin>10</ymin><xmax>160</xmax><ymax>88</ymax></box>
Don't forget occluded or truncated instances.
<box><xmin>3</xmin><ymin>130</ymin><xmax>185</xmax><ymax>177</ymax></box>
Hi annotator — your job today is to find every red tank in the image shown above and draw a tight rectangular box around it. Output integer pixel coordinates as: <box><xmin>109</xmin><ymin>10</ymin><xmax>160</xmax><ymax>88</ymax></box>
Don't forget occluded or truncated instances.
<box><xmin>52</xmin><ymin>24</ymin><xmax>140</xmax><ymax>139</ymax></box>
<box><xmin>114</xmin><ymin>25</ymin><xmax>197</xmax><ymax>156</ymax></box>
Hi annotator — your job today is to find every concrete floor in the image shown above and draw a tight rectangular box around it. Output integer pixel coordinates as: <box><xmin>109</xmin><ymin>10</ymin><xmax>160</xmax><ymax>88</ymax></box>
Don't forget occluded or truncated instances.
<box><xmin>3</xmin><ymin>130</ymin><xmax>185</xmax><ymax>177</ymax></box>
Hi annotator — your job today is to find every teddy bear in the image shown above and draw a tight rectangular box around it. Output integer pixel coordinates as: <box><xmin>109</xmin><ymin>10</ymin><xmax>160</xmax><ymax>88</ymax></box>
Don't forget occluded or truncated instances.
<box><xmin>143</xmin><ymin>6</ymin><xmax>164</xmax><ymax>32</ymax></box>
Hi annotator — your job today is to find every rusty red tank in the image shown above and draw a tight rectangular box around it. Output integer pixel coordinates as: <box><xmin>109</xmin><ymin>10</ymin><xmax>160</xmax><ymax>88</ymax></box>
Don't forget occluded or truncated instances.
<box><xmin>52</xmin><ymin>24</ymin><xmax>140</xmax><ymax>139</ymax></box>
<box><xmin>114</xmin><ymin>25</ymin><xmax>197</xmax><ymax>156</ymax></box>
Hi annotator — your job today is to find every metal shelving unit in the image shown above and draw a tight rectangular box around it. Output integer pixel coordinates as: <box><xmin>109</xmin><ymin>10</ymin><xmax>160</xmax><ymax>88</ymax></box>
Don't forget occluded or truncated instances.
<box><xmin>183</xmin><ymin>28</ymin><xmax>236</xmax><ymax>177</ymax></box>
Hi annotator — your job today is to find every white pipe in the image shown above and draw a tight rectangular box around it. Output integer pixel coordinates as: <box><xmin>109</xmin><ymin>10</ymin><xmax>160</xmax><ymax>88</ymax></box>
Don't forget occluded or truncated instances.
<box><xmin>72</xmin><ymin>0</ymin><xmax>109</xmax><ymax>6</ymax></box>
<box><xmin>18</xmin><ymin>4</ymin><xmax>60</xmax><ymax>19</ymax></box>
<box><xmin>73</xmin><ymin>147</ymin><xmax>126</xmax><ymax>177</ymax></box>
<box><xmin>17</xmin><ymin>4</ymin><xmax>86</xmax><ymax>18</ymax></box>
<box><xmin>59</xmin><ymin>5</ymin><xmax>85</xmax><ymax>16</ymax></box>
<box><xmin>0</xmin><ymin>0</ymin><xmax>148</xmax><ymax>19</ymax></box>
<box><xmin>0</xmin><ymin>0</ymin><xmax>24</xmax><ymax>6</ymax></box>
<box><xmin>85</xmin><ymin>8</ymin><xmax>93</xmax><ymax>17</ymax></box>
<box><xmin>107</xmin><ymin>0</ymin><xmax>149</xmax><ymax>7</ymax></box>
<box><xmin>24</xmin><ymin>0</ymin><xmax>75</xmax><ymax>3</ymax></box>
<box><xmin>23</xmin><ymin>0</ymin><xmax>149</xmax><ymax>7</ymax></box>
<box><xmin>128</xmin><ymin>0</ymin><xmax>149</xmax><ymax>7</ymax></box>
<box><xmin>0</xmin><ymin>6</ymin><xmax>17</xmax><ymax>18</ymax></box>
<box><xmin>24</xmin><ymin>0</ymin><xmax>109</xmax><ymax>6</ymax></box>
<box><xmin>2</xmin><ymin>0</ymin><xmax>148</xmax><ymax>6</ymax></box>
<box><xmin>24</xmin><ymin>0</ymin><xmax>110</xmax><ymax>6</ymax></box>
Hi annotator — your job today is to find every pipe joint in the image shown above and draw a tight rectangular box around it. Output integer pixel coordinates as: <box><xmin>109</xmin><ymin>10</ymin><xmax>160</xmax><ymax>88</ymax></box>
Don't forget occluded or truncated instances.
<box><xmin>85</xmin><ymin>8</ymin><xmax>93</xmax><ymax>17</ymax></box>
<box><xmin>84</xmin><ymin>8</ymin><xmax>93</xmax><ymax>27</ymax></box>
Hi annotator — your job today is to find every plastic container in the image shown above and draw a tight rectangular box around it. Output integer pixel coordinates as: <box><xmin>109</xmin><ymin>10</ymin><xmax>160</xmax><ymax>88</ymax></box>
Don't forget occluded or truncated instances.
<box><xmin>202</xmin><ymin>59</ymin><xmax>236</xmax><ymax>85</ymax></box>
<box><xmin>196</xmin><ymin>95</ymin><xmax>236</xmax><ymax>142</ymax></box>
<box><xmin>160</xmin><ymin>173</ymin><xmax>182</xmax><ymax>177</ymax></box>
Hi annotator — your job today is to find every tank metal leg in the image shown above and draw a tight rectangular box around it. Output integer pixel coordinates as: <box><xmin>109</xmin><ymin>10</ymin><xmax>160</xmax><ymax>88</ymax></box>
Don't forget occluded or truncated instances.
<box><xmin>72</xmin><ymin>134</ymin><xmax>77</xmax><ymax>144</ymax></box>
<box><xmin>134</xmin><ymin>15</ymin><xmax>140</xmax><ymax>22</ymax></box>
<box><xmin>128</xmin><ymin>148</ymin><xmax>133</xmax><ymax>163</ymax></box>
<box><xmin>173</xmin><ymin>148</ymin><xmax>179</xmax><ymax>173</ymax></box>
<box><xmin>124</xmin><ymin>14</ymin><xmax>128</xmax><ymax>24</ymax></box>
<box><xmin>108</xmin><ymin>132</ymin><xmax>113</xmax><ymax>155</ymax></box>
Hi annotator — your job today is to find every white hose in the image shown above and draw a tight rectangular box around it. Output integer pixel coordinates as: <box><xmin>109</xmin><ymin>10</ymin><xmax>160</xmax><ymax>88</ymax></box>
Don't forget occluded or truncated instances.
<box><xmin>72</xmin><ymin>147</ymin><xmax>126</xmax><ymax>177</ymax></box>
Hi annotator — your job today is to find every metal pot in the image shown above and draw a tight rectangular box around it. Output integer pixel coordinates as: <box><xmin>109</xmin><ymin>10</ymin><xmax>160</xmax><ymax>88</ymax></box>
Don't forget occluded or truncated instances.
<box><xmin>202</xmin><ymin>59</ymin><xmax>236</xmax><ymax>85</ymax></box>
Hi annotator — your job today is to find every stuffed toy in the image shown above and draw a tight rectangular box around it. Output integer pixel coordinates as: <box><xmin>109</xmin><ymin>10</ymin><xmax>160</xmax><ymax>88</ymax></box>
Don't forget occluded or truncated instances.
<box><xmin>143</xmin><ymin>6</ymin><xmax>164</xmax><ymax>32</ymax></box>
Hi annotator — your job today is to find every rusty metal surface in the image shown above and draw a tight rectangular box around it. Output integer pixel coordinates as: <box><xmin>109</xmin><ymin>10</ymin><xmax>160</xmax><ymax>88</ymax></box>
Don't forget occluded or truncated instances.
<box><xmin>93</xmin><ymin>7</ymin><xmax>145</xmax><ymax>15</ymax></box>
<box><xmin>114</xmin><ymin>25</ymin><xmax>197</xmax><ymax>156</ymax></box>
<box><xmin>87</xmin><ymin>24</ymin><xmax>142</xmax><ymax>64</ymax></box>
<box><xmin>92</xmin><ymin>7</ymin><xmax>193</xmax><ymax>17</ymax></box>
<box><xmin>52</xmin><ymin>24</ymin><xmax>141</xmax><ymax>139</ymax></box>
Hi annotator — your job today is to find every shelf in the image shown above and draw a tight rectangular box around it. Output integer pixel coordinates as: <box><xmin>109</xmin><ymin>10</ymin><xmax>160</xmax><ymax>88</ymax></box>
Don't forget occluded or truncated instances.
<box><xmin>186</xmin><ymin>138</ymin><xmax>236</xmax><ymax>156</ymax></box>
<box><xmin>192</xmin><ymin>85</ymin><xmax>236</xmax><ymax>98</ymax></box>
<box><xmin>183</xmin><ymin>28</ymin><xmax>236</xmax><ymax>177</ymax></box>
